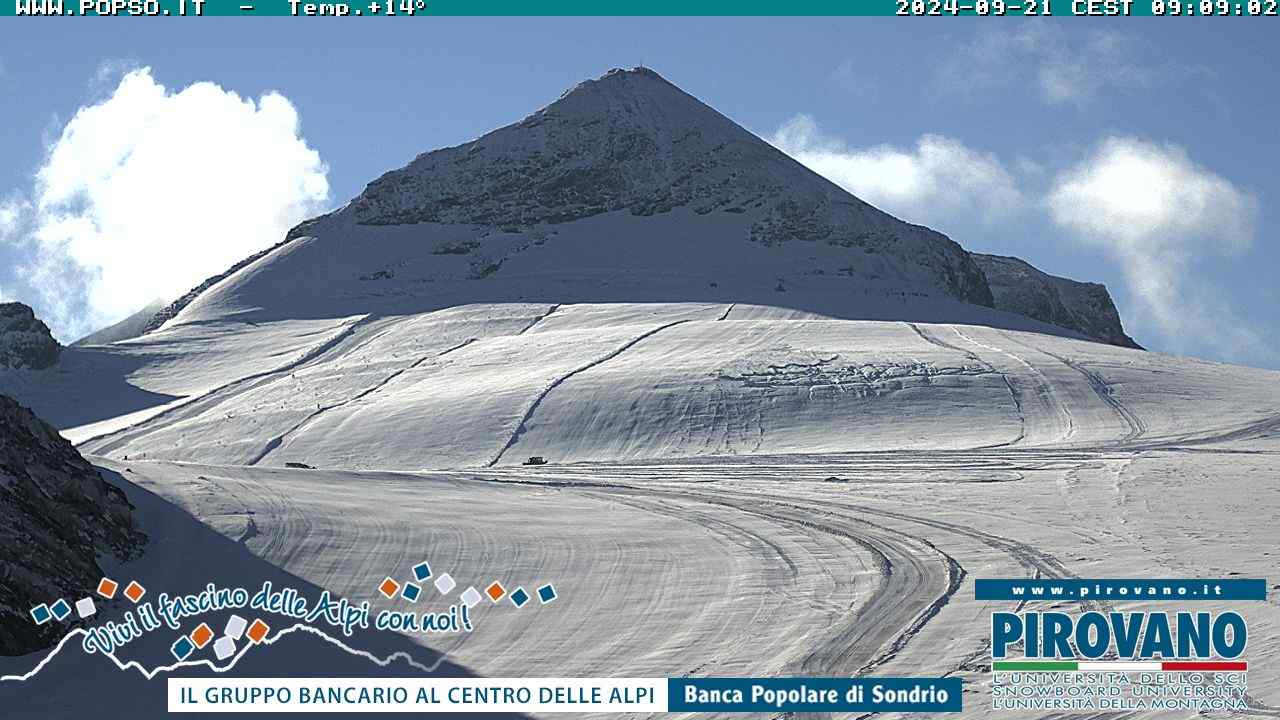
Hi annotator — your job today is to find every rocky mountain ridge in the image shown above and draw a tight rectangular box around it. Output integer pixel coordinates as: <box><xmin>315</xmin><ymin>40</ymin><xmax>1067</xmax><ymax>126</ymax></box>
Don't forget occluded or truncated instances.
<box><xmin>0</xmin><ymin>394</ymin><xmax>146</xmax><ymax>655</ymax></box>
<box><xmin>0</xmin><ymin>303</ymin><xmax>60</xmax><ymax>370</ymax></box>
<box><xmin>974</xmin><ymin>254</ymin><xmax>1140</xmax><ymax>349</ymax></box>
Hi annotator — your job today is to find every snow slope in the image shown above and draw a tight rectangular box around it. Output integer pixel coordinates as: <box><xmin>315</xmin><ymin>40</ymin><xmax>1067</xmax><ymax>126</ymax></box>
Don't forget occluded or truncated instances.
<box><xmin>17</xmin><ymin>436</ymin><xmax>1270</xmax><ymax>718</ymax></box>
<box><xmin>29</xmin><ymin>304</ymin><xmax>1271</xmax><ymax>471</ymax></box>
<box><xmin>3</xmin><ymin>67</ymin><xmax>1207</xmax><ymax>469</ymax></box>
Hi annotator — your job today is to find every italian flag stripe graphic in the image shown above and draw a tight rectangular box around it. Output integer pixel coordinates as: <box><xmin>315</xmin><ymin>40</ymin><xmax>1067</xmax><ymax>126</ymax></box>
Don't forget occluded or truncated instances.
<box><xmin>993</xmin><ymin>660</ymin><xmax>1247</xmax><ymax>671</ymax></box>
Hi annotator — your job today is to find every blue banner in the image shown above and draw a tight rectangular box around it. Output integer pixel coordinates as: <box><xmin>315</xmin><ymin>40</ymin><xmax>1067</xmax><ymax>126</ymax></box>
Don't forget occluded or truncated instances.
<box><xmin>667</xmin><ymin>677</ymin><xmax>962</xmax><ymax>713</ymax></box>
<box><xmin>975</xmin><ymin>578</ymin><xmax>1267</xmax><ymax>601</ymax></box>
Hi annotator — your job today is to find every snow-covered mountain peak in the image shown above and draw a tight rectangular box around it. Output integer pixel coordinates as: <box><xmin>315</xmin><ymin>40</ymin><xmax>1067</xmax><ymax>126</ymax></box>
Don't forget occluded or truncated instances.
<box><xmin>140</xmin><ymin>68</ymin><xmax>1139</xmax><ymax>348</ymax></box>
<box><xmin>246</xmin><ymin>66</ymin><xmax>991</xmax><ymax>318</ymax></box>
<box><xmin>343</xmin><ymin>65</ymin><xmax>836</xmax><ymax>230</ymax></box>
<box><xmin>549</xmin><ymin>66</ymin><xmax>695</xmax><ymax>114</ymax></box>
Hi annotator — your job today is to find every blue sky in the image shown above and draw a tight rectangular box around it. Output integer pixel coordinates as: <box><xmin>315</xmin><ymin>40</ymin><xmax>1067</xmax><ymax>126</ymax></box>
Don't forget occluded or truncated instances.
<box><xmin>0</xmin><ymin>19</ymin><xmax>1276</xmax><ymax>367</ymax></box>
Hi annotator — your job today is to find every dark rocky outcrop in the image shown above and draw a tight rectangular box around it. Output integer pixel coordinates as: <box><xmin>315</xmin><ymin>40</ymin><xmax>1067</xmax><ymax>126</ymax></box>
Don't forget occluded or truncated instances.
<box><xmin>0</xmin><ymin>394</ymin><xmax>146</xmax><ymax>655</ymax></box>
<box><xmin>973</xmin><ymin>253</ymin><xmax>1141</xmax><ymax>349</ymax></box>
<box><xmin>0</xmin><ymin>303</ymin><xmax>61</xmax><ymax>370</ymax></box>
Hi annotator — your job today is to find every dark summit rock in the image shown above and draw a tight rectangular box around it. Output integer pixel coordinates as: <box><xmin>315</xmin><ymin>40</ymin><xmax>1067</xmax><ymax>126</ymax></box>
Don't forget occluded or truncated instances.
<box><xmin>973</xmin><ymin>254</ymin><xmax>1141</xmax><ymax>349</ymax></box>
<box><xmin>0</xmin><ymin>394</ymin><xmax>146</xmax><ymax>655</ymax></box>
<box><xmin>0</xmin><ymin>303</ymin><xmax>61</xmax><ymax>370</ymax></box>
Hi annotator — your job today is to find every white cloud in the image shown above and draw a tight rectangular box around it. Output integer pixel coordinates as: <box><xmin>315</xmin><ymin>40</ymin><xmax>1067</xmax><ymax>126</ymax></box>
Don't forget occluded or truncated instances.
<box><xmin>770</xmin><ymin>115</ymin><xmax>1024</xmax><ymax>227</ymax></box>
<box><xmin>0</xmin><ymin>198</ymin><xmax>23</xmax><ymax>237</ymax></box>
<box><xmin>3</xmin><ymin>67</ymin><xmax>328</xmax><ymax>341</ymax></box>
<box><xmin>1047</xmin><ymin>137</ymin><xmax>1264</xmax><ymax>360</ymax></box>
<box><xmin>939</xmin><ymin>26</ymin><xmax>1161</xmax><ymax>107</ymax></box>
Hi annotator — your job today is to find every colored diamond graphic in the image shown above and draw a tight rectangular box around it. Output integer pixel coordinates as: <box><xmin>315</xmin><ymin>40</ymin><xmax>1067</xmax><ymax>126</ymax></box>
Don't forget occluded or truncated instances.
<box><xmin>378</xmin><ymin>577</ymin><xmax>400</xmax><ymax>599</ymax></box>
<box><xmin>171</xmin><ymin>636</ymin><xmax>194</xmax><ymax>661</ymax></box>
<box><xmin>123</xmin><ymin>581</ymin><xmax>146</xmax><ymax>603</ymax></box>
<box><xmin>213</xmin><ymin>636</ymin><xmax>237</xmax><ymax>661</ymax></box>
<box><xmin>510</xmin><ymin>587</ymin><xmax>530</xmax><ymax>608</ymax></box>
<box><xmin>190</xmin><ymin>622</ymin><xmax>214</xmax><ymax>649</ymax></box>
<box><xmin>537</xmin><ymin>584</ymin><xmax>557</xmax><ymax>604</ymax></box>
<box><xmin>225</xmin><ymin>614</ymin><xmax>248</xmax><ymax>641</ymax></box>
<box><xmin>402</xmin><ymin>582</ymin><xmax>421</xmax><ymax>602</ymax></box>
<box><xmin>247</xmin><ymin>618</ymin><xmax>270</xmax><ymax>644</ymax></box>
<box><xmin>434</xmin><ymin>573</ymin><xmax>456</xmax><ymax>595</ymax></box>
<box><xmin>97</xmin><ymin>578</ymin><xmax>119</xmax><ymax>599</ymax></box>
<box><xmin>30</xmin><ymin>604</ymin><xmax>51</xmax><ymax>625</ymax></box>
<box><xmin>460</xmin><ymin>587</ymin><xmax>482</xmax><ymax>608</ymax></box>
<box><xmin>413</xmin><ymin>562</ymin><xmax>432</xmax><ymax>582</ymax></box>
<box><xmin>75</xmin><ymin>597</ymin><xmax>97</xmax><ymax>618</ymax></box>
<box><xmin>485</xmin><ymin>582</ymin><xmax>506</xmax><ymax>602</ymax></box>
<box><xmin>50</xmin><ymin>599</ymin><xmax>71</xmax><ymax>621</ymax></box>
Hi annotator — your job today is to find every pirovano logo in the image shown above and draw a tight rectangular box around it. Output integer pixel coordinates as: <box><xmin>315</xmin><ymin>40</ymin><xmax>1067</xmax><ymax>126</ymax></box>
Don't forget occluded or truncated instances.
<box><xmin>977</xmin><ymin>579</ymin><xmax>1264</xmax><ymax>712</ymax></box>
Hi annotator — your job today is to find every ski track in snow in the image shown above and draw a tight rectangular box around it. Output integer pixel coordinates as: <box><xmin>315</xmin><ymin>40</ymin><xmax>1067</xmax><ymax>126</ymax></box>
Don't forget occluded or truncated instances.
<box><xmin>906</xmin><ymin>322</ymin><xmax>1027</xmax><ymax>448</ymax></box>
<box><xmin>247</xmin><ymin>337</ymin><xmax>478</xmax><ymax>465</ymax></box>
<box><xmin>999</xmin><ymin>329</ymin><xmax>1145</xmax><ymax>444</ymax></box>
<box><xmin>487</xmin><ymin>304</ymin><xmax>733</xmax><ymax>467</ymax></box>
<box><xmin>80</xmin><ymin>314</ymin><xmax>377</xmax><ymax>454</ymax></box>
<box><xmin>952</xmin><ymin>325</ymin><xmax>1079</xmax><ymax>444</ymax></box>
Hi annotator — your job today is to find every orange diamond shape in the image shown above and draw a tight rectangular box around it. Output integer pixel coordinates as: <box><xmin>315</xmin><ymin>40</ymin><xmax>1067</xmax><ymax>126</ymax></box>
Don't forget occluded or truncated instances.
<box><xmin>190</xmin><ymin>622</ymin><xmax>214</xmax><ymax>649</ymax></box>
<box><xmin>123</xmin><ymin>581</ymin><xmax>146</xmax><ymax>603</ymax></box>
<box><xmin>378</xmin><ymin>577</ymin><xmax>400</xmax><ymax>599</ymax></box>
<box><xmin>97</xmin><ymin>578</ymin><xmax>119</xmax><ymax>599</ymax></box>
<box><xmin>246</xmin><ymin>618</ymin><xmax>270</xmax><ymax>644</ymax></box>
<box><xmin>485</xmin><ymin>582</ymin><xmax>506</xmax><ymax>602</ymax></box>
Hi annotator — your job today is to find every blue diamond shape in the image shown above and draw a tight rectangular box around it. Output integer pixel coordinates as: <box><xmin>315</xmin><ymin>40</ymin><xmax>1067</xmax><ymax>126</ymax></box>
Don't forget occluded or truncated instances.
<box><xmin>537</xmin><ymin>584</ymin><xmax>557</xmax><ymax>604</ymax></box>
<box><xmin>50</xmin><ymin>599</ymin><xmax>71</xmax><ymax>621</ymax></box>
<box><xmin>171</xmin><ymin>636</ymin><xmax>194</xmax><ymax>661</ymax></box>
<box><xmin>30</xmin><ymin>604</ymin><xmax>51</xmax><ymax>625</ymax></box>
<box><xmin>402</xmin><ymin>582</ymin><xmax>421</xmax><ymax>602</ymax></box>
<box><xmin>510</xmin><ymin>587</ymin><xmax>530</xmax><ymax>608</ymax></box>
<box><xmin>413</xmin><ymin>562</ymin><xmax>432</xmax><ymax>582</ymax></box>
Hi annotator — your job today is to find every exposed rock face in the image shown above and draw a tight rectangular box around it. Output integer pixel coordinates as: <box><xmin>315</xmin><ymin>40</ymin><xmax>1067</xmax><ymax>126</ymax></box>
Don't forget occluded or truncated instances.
<box><xmin>0</xmin><ymin>303</ymin><xmax>61</xmax><ymax>370</ymax></box>
<box><xmin>0</xmin><ymin>394</ymin><xmax>146</xmax><ymax>655</ymax></box>
<box><xmin>973</xmin><ymin>254</ymin><xmax>1141</xmax><ymax>349</ymax></box>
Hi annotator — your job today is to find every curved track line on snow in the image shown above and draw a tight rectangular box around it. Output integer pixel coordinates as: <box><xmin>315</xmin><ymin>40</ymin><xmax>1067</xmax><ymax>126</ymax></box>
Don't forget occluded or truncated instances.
<box><xmin>999</xmin><ymin>330</ymin><xmax>1145</xmax><ymax>443</ymax></box>
<box><xmin>952</xmin><ymin>325</ymin><xmax>1078</xmax><ymax>444</ymax></box>
<box><xmin>515</xmin><ymin>303</ymin><xmax>561</xmax><ymax>334</ymax></box>
<box><xmin>906</xmin><ymin>323</ymin><xmax>1025</xmax><ymax>448</ymax></box>
<box><xmin>79</xmin><ymin>314</ymin><xmax>378</xmax><ymax>453</ymax></box>
<box><xmin>905</xmin><ymin>322</ymin><xmax>979</xmax><ymax>361</ymax></box>
<box><xmin>487</xmin><ymin>305</ymin><xmax>733</xmax><ymax>467</ymax></box>
<box><xmin>246</xmin><ymin>338</ymin><xmax>477</xmax><ymax>466</ymax></box>
<box><xmin>573</xmin><ymin>481</ymin><xmax>962</xmax><ymax>679</ymax></box>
